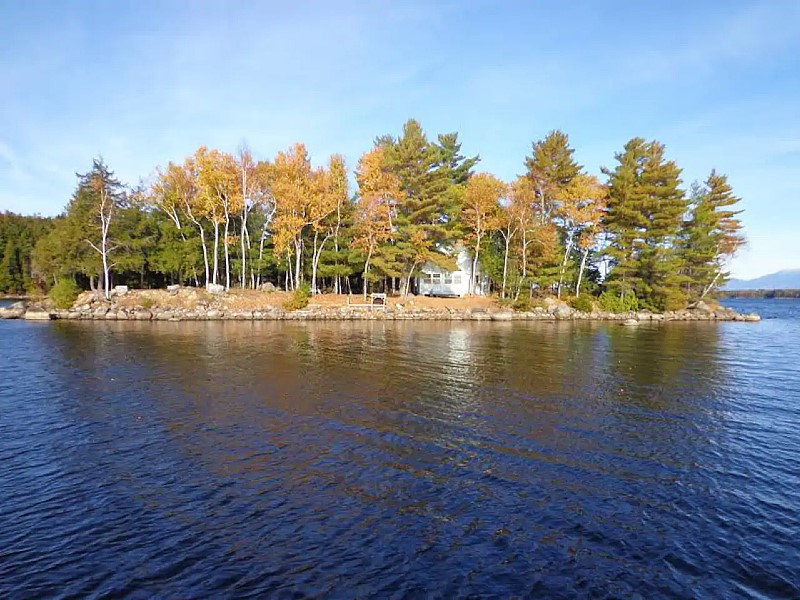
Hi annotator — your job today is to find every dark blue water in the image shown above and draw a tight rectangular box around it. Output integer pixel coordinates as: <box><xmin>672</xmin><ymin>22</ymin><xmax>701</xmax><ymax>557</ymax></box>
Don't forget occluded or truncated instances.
<box><xmin>1</xmin><ymin>300</ymin><xmax>798</xmax><ymax>598</ymax></box>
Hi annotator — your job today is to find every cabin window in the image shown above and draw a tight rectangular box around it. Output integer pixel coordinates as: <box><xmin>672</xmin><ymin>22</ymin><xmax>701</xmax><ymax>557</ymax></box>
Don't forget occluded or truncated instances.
<box><xmin>431</xmin><ymin>273</ymin><xmax>442</xmax><ymax>285</ymax></box>
<box><xmin>452</xmin><ymin>274</ymin><xmax>462</xmax><ymax>284</ymax></box>
<box><xmin>422</xmin><ymin>273</ymin><xmax>433</xmax><ymax>284</ymax></box>
<box><xmin>443</xmin><ymin>274</ymin><xmax>453</xmax><ymax>285</ymax></box>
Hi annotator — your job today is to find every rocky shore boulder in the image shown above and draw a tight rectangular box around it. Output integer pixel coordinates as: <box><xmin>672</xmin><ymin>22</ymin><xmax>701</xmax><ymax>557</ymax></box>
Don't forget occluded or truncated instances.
<box><xmin>0</xmin><ymin>301</ymin><xmax>27</xmax><ymax>319</ymax></box>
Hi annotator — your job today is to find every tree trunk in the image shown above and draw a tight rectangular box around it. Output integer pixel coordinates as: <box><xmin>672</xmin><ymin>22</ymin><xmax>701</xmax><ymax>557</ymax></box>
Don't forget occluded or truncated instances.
<box><xmin>293</xmin><ymin>238</ymin><xmax>302</xmax><ymax>290</ymax></box>
<box><xmin>701</xmin><ymin>270</ymin><xmax>723</xmax><ymax>299</ymax></box>
<box><xmin>472</xmin><ymin>236</ymin><xmax>481</xmax><ymax>295</ymax></box>
<box><xmin>362</xmin><ymin>247</ymin><xmax>373</xmax><ymax>301</ymax></box>
<box><xmin>576</xmin><ymin>247</ymin><xmax>589</xmax><ymax>297</ymax></box>
<box><xmin>240</xmin><ymin>207</ymin><xmax>249</xmax><ymax>289</ymax></box>
<box><xmin>311</xmin><ymin>231</ymin><xmax>320</xmax><ymax>294</ymax></box>
<box><xmin>501</xmin><ymin>236</ymin><xmax>511</xmax><ymax>299</ymax></box>
<box><xmin>557</xmin><ymin>232</ymin><xmax>574</xmax><ymax>299</ymax></box>
<box><xmin>224</xmin><ymin>216</ymin><xmax>231</xmax><ymax>290</ymax></box>
<box><xmin>198</xmin><ymin>226</ymin><xmax>210</xmax><ymax>287</ymax></box>
<box><xmin>212</xmin><ymin>222</ymin><xmax>219</xmax><ymax>285</ymax></box>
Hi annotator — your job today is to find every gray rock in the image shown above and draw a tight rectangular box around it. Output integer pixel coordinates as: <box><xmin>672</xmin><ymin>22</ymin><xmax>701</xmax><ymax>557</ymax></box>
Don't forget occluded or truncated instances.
<box><xmin>692</xmin><ymin>300</ymin><xmax>713</xmax><ymax>313</ymax></box>
<box><xmin>622</xmin><ymin>318</ymin><xmax>639</xmax><ymax>326</ymax></box>
<box><xmin>167</xmin><ymin>284</ymin><xmax>181</xmax><ymax>296</ymax></box>
<box><xmin>553</xmin><ymin>305</ymin><xmax>574</xmax><ymax>319</ymax></box>
<box><xmin>0</xmin><ymin>302</ymin><xmax>26</xmax><ymax>319</ymax></box>
<box><xmin>490</xmin><ymin>311</ymin><xmax>513</xmax><ymax>321</ymax></box>
<box><xmin>261</xmin><ymin>282</ymin><xmax>278</xmax><ymax>292</ymax></box>
<box><xmin>112</xmin><ymin>285</ymin><xmax>129</xmax><ymax>296</ymax></box>
<box><xmin>207</xmin><ymin>283</ymin><xmax>225</xmax><ymax>295</ymax></box>
<box><xmin>24</xmin><ymin>310</ymin><xmax>53</xmax><ymax>321</ymax></box>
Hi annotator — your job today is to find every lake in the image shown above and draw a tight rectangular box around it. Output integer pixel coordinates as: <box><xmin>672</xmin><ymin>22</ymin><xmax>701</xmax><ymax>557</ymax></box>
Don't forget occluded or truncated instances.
<box><xmin>1</xmin><ymin>299</ymin><xmax>798</xmax><ymax>598</ymax></box>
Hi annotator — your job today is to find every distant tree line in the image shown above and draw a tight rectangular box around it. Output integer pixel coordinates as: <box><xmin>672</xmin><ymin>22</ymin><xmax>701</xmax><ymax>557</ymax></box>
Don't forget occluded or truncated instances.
<box><xmin>2</xmin><ymin>119</ymin><xmax>744</xmax><ymax>310</ymax></box>
<box><xmin>718</xmin><ymin>289</ymin><xmax>800</xmax><ymax>299</ymax></box>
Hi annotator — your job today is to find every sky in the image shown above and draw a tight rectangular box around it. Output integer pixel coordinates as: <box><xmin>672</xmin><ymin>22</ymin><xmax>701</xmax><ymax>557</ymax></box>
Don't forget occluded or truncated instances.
<box><xmin>1</xmin><ymin>1</ymin><xmax>798</xmax><ymax>279</ymax></box>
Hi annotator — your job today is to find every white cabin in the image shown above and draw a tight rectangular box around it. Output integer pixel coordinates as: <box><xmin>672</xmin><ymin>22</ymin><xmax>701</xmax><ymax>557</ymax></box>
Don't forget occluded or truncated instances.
<box><xmin>415</xmin><ymin>246</ymin><xmax>490</xmax><ymax>297</ymax></box>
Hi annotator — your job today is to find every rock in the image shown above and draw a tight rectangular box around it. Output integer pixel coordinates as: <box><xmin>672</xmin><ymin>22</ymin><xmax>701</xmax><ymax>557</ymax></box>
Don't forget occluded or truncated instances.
<box><xmin>207</xmin><ymin>283</ymin><xmax>225</xmax><ymax>295</ymax></box>
<box><xmin>167</xmin><ymin>284</ymin><xmax>181</xmax><ymax>296</ymax></box>
<box><xmin>622</xmin><ymin>318</ymin><xmax>639</xmax><ymax>326</ymax></box>
<box><xmin>744</xmin><ymin>313</ymin><xmax>761</xmax><ymax>322</ymax></box>
<box><xmin>131</xmin><ymin>310</ymin><xmax>152</xmax><ymax>321</ymax></box>
<box><xmin>692</xmin><ymin>300</ymin><xmax>713</xmax><ymax>313</ymax></box>
<box><xmin>491</xmin><ymin>311</ymin><xmax>513</xmax><ymax>321</ymax></box>
<box><xmin>261</xmin><ymin>282</ymin><xmax>277</xmax><ymax>292</ymax></box>
<box><xmin>112</xmin><ymin>285</ymin><xmax>129</xmax><ymax>297</ymax></box>
<box><xmin>0</xmin><ymin>301</ymin><xmax>26</xmax><ymax>319</ymax></box>
<box><xmin>553</xmin><ymin>305</ymin><xmax>574</xmax><ymax>319</ymax></box>
<box><xmin>24</xmin><ymin>310</ymin><xmax>53</xmax><ymax>321</ymax></box>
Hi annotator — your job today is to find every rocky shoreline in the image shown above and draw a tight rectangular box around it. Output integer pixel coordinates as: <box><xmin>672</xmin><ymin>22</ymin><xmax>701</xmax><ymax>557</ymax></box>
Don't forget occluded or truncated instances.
<box><xmin>0</xmin><ymin>298</ymin><xmax>761</xmax><ymax>323</ymax></box>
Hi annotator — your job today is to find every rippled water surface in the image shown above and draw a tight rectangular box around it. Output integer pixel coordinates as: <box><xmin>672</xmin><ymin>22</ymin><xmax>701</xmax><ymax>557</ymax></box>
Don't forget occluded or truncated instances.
<box><xmin>1</xmin><ymin>299</ymin><xmax>798</xmax><ymax>598</ymax></box>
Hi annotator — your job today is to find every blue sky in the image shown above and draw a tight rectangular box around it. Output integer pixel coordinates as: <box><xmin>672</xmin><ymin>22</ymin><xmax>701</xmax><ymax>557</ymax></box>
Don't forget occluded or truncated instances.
<box><xmin>1</xmin><ymin>1</ymin><xmax>798</xmax><ymax>278</ymax></box>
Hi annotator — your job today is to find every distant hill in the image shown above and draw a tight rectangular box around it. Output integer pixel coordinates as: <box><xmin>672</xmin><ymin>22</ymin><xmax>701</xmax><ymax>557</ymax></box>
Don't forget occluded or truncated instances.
<box><xmin>725</xmin><ymin>269</ymin><xmax>800</xmax><ymax>291</ymax></box>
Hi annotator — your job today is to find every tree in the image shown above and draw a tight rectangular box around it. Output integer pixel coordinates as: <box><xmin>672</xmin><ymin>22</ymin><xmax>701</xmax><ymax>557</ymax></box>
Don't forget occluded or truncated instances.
<box><xmin>74</xmin><ymin>159</ymin><xmax>125</xmax><ymax>299</ymax></box>
<box><xmin>152</xmin><ymin>159</ymin><xmax>211</xmax><ymax>286</ymax></box>
<box><xmin>195</xmin><ymin>147</ymin><xmax>239</xmax><ymax>289</ymax></box>
<box><xmin>603</xmin><ymin>138</ymin><xmax>688</xmax><ymax>311</ymax></box>
<box><xmin>236</xmin><ymin>144</ymin><xmax>269</xmax><ymax>289</ymax></box>
<box><xmin>381</xmin><ymin>120</ymin><xmax>458</xmax><ymax>295</ymax></box>
<box><xmin>524</xmin><ymin>130</ymin><xmax>582</xmax><ymax>224</ymax></box>
<box><xmin>271</xmin><ymin>143</ymin><xmax>314</xmax><ymax>290</ymax></box>
<box><xmin>682</xmin><ymin>170</ymin><xmax>745</xmax><ymax>299</ymax></box>
<box><xmin>354</xmin><ymin>147</ymin><xmax>400</xmax><ymax>299</ymax></box>
<box><xmin>552</xmin><ymin>174</ymin><xmax>606</xmax><ymax>297</ymax></box>
<box><xmin>308</xmin><ymin>155</ymin><xmax>348</xmax><ymax>294</ymax></box>
<box><xmin>463</xmin><ymin>173</ymin><xmax>504</xmax><ymax>294</ymax></box>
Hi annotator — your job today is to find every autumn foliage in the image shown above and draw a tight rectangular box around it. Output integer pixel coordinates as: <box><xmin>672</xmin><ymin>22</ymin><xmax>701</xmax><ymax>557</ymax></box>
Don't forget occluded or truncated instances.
<box><xmin>14</xmin><ymin>119</ymin><xmax>745</xmax><ymax>310</ymax></box>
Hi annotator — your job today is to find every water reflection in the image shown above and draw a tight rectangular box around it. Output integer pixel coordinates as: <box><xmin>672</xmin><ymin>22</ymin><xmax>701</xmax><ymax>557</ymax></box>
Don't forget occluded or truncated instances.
<box><xmin>1</xmin><ymin>318</ymin><xmax>796</xmax><ymax>597</ymax></box>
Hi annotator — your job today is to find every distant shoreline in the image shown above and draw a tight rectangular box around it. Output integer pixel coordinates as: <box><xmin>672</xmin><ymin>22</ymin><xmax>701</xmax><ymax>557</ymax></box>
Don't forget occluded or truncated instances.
<box><xmin>718</xmin><ymin>289</ymin><xmax>800</xmax><ymax>299</ymax></box>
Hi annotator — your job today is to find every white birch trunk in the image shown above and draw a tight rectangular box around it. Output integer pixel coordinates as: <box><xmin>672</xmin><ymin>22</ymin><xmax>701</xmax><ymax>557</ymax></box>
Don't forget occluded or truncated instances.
<box><xmin>576</xmin><ymin>247</ymin><xmax>589</xmax><ymax>297</ymax></box>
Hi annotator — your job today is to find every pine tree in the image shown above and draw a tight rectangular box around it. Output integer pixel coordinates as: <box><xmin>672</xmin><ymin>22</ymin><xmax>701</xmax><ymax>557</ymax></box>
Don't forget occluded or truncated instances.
<box><xmin>381</xmin><ymin>119</ymin><xmax>456</xmax><ymax>295</ymax></box>
<box><xmin>603</xmin><ymin>138</ymin><xmax>688</xmax><ymax>311</ymax></box>
<box><xmin>437</xmin><ymin>132</ymin><xmax>479</xmax><ymax>186</ymax></box>
<box><xmin>524</xmin><ymin>130</ymin><xmax>582</xmax><ymax>224</ymax></box>
<box><xmin>682</xmin><ymin>170</ymin><xmax>744</xmax><ymax>300</ymax></box>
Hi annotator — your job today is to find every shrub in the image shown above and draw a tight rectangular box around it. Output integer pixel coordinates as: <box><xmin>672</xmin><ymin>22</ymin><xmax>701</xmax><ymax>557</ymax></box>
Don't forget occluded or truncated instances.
<box><xmin>50</xmin><ymin>278</ymin><xmax>81</xmax><ymax>309</ymax></box>
<box><xmin>509</xmin><ymin>296</ymin><xmax>546</xmax><ymax>312</ymax></box>
<box><xmin>568</xmin><ymin>295</ymin><xmax>594</xmax><ymax>313</ymax></box>
<box><xmin>282</xmin><ymin>283</ymin><xmax>311</xmax><ymax>311</ymax></box>
<box><xmin>141</xmin><ymin>297</ymin><xmax>156</xmax><ymax>310</ymax></box>
<box><xmin>598</xmin><ymin>291</ymin><xmax>639</xmax><ymax>313</ymax></box>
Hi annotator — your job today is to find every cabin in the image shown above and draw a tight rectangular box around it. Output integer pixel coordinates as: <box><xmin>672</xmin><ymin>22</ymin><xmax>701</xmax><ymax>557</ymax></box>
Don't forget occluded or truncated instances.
<box><xmin>415</xmin><ymin>245</ymin><xmax>490</xmax><ymax>297</ymax></box>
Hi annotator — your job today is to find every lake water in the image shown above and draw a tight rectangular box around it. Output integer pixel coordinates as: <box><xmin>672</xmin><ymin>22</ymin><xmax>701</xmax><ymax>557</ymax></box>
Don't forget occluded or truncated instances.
<box><xmin>1</xmin><ymin>299</ymin><xmax>798</xmax><ymax>598</ymax></box>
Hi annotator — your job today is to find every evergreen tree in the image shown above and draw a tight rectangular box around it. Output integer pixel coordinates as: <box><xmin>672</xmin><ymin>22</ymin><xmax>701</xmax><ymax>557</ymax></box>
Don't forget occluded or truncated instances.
<box><xmin>603</xmin><ymin>138</ymin><xmax>688</xmax><ymax>311</ymax></box>
<box><xmin>682</xmin><ymin>170</ymin><xmax>745</xmax><ymax>300</ymax></box>
<box><xmin>381</xmin><ymin>119</ymin><xmax>457</xmax><ymax>294</ymax></box>
<box><xmin>524</xmin><ymin>130</ymin><xmax>582</xmax><ymax>224</ymax></box>
<box><xmin>437</xmin><ymin>132</ymin><xmax>479</xmax><ymax>186</ymax></box>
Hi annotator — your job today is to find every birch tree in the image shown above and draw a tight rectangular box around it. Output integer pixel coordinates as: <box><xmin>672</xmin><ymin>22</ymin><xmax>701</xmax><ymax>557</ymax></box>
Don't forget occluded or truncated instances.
<box><xmin>354</xmin><ymin>147</ymin><xmax>400</xmax><ymax>299</ymax></box>
<box><xmin>79</xmin><ymin>159</ymin><xmax>124</xmax><ymax>300</ymax></box>
<box><xmin>463</xmin><ymin>173</ymin><xmax>504</xmax><ymax>294</ymax></box>
<box><xmin>553</xmin><ymin>174</ymin><xmax>606</xmax><ymax>298</ymax></box>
